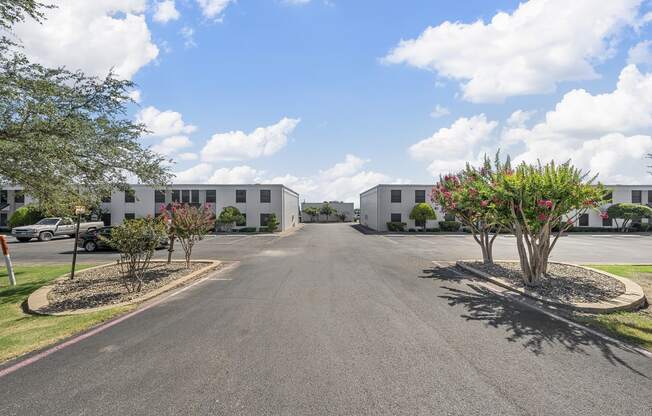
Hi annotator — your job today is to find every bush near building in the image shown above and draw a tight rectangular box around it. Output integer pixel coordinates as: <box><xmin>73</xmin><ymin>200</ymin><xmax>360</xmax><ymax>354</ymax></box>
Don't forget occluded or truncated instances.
<box><xmin>8</xmin><ymin>205</ymin><xmax>44</xmax><ymax>228</ymax></box>
<box><xmin>606</xmin><ymin>203</ymin><xmax>652</xmax><ymax>232</ymax></box>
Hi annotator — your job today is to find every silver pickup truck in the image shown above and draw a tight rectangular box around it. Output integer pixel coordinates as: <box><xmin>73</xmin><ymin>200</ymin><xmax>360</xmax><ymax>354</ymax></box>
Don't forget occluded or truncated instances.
<box><xmin>12</xmin><ymin>217</ymin><xmax>105</xmax><ymax>242</ymax></box>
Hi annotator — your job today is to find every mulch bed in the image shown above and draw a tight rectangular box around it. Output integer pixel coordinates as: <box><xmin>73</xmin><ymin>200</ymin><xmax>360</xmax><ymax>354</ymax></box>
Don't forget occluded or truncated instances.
<box><xmin>467</xmin><ymin>261</ymin><xmax>625</xmax><ymax>304</ymax></box>
<box><xmin>43</xmin><ymin>262</ymin><xmax>208</xmax><ymax>313</ymax></box>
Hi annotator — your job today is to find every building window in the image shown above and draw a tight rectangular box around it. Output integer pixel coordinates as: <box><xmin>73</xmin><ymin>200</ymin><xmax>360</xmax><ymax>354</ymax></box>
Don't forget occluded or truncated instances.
<box><xmin>0</xmin><ymin>190</ymin><xmax>6</xmax><ymax>205</ymax></box>
<box><xmin>260</xmin><ymin>189</ymin><xmax>271</xmax><ymax>203</ymax></box>
<box><xmin>578</xmin><ymin>213</ymin><xmax>589</xmax><ymax>227</ymax></box>
<box><xmin>237</xmin><ymin>214</ymin><xmax>247</xmax><ymax>227</ymax></box>
<box><xmin>124</xmin><ymin>189</ymin><xmax>135</xmax><ymax>203</ymax></box>
<box><xmin>172</xmin><ymin>190</ymin><xmax>181</xmax><ymax>202</ymax></box>
<box><xmin>632</xmin><ymin>190</ymin><xmax>642</xmax><ymax>204</ymax></box>
<box><xmin>101</xmin><ymin>213</ymin><xmax>111</xmax><ymax>226</ymax></box>
<box><xmin>124</xmin><ymin>213</ymin><xmax>135</xmax><ymax>221</ymax></box>
<box><xmin>604</xmin><ymin>191</ymin><xmax>613</xmax><ymax>202</ymax></box>
<box><xmin>182</xmin><ymin>190</ymin><xmax>190</xmax><ymax>203</ymax></box>
<box><xmin>444</xmin><ymin>213</ymin><xmax>456</xmax><ymax>222</ymax></box>
<box><xmin>236</xmin><ymin>189</ymin><xmax>247</xmax><ymax>203</ymax></box>
<box><xmin>391</xmin><ymin>213</ymin><xmax>402</xmax><ymax>222</ymax></box>
<box><xmin>0</xmin><ymin>212</ymin><xmax>7</xmax><ymax>227</ymax></box>
<box><xmin>101</xmin><ymin>194</ymin><xmax>111</xmax><ymax>203</ymax></box>
<box><xmin>14</xmin><ymin>191</ymin><xmax>25</xmax><ymax>204</ymax></box>
<box><xmin>391</xmin><ymin>190</ymin><xmax>401</xmax><ymax>203</ymax></box>
<box><xmin>602</xmin><ymin>216</ymin><xmax>613</xmax><ymax>227</ymax></box>
<box><xmin>154</xmin><ymin>190</ymin><xmax>166</xmax><ymax>204</ymax></box>
<box><xmin>648</xmin><ymin>191</ymin><xmax>652</xmax><ymax>205</ymax></box>
<box><xmin>260</xmin><ymin>213</ymin><xmax>271</xmax><ymax>227</ymax></box>
<box><xmin>206</xmin><ymin>190</ymin><xmax>216</xmax><ymax>203</ymax></box>
<box><xmin>191</xmin><ymin>190</ymin><xmax>200</xmax><ymax>203</ymax></box>
<box><xmin>415</xmin><ymin>190</ymin><xmax>426</xmax><ymax>203</ymax></box>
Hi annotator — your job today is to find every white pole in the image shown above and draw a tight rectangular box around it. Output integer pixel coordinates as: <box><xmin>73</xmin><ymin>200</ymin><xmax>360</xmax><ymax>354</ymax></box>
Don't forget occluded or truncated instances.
<box><xmin>0</xmin><ymin>235</ymin><xmax>15</xmax><ymax>286</ymax></box>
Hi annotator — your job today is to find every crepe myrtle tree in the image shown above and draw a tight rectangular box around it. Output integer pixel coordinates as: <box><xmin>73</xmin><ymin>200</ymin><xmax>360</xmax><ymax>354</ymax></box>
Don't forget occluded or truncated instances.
<box><xmin>495</xmin><ymin>160</ymin><xmax>607</xmax><ymax>286</ymax></box>
<box><xmin>432</xmin><ymin>154</ymin><xmax>512</xmax><ymax>264</ymax></box>
<box><xmin>161</xmin><ymin>203</ymin><xmax>215</xmax><ymax>267</ymax></box>
<box><xmin>606</xmin><ymin>203</ymin><xmax>652</xmax><ymax>232</ymax></box>
<box><xmin>409</xmin><ymin>203</ymin><xmax>437</xmax><ymax>232</ymax></box>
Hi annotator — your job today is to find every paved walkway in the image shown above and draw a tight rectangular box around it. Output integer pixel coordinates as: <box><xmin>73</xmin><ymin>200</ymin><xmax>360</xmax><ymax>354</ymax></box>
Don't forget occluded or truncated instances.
<box><xmin>1</xmin><ymin>224</ymin><xmax>651</xmax><ymax>415</ymax></box>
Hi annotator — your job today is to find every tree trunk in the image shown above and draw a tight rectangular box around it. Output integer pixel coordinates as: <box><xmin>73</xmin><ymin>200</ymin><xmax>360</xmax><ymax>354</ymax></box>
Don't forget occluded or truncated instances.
<box><xmin>167</xmin><ymin>236</ymin><xmax>175</xmax><ymax>264</ymax></box>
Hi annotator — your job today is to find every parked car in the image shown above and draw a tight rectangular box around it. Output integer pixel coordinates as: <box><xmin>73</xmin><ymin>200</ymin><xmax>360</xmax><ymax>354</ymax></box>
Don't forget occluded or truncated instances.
<box><xmin>12</xmin><ymin>217</ymin><xmax>104</xmax><ymax>242</ymax></box>
<box><xmin>79</xmin><ymin>226</ymin><xmax>169</xmax><ymax>252</ymax></box>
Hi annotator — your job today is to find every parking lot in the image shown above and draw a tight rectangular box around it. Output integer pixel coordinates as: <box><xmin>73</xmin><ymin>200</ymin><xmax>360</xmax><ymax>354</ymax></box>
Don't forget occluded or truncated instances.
<box><xmin>3</xmin><ymin>226</ymin><xmax>651</xmax><ymax>265</ymax></box>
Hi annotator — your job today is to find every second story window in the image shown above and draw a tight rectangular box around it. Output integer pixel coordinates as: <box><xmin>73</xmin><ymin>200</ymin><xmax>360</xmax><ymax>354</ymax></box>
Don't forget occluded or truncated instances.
<box><xmin>632</xmin><ymin>190</ymin><xmax>642</xmax><ymax>204</ymax></box>
<box><xmin>236</xmin><ymin>189</ymin><xmax>247</xmax><ymax>203</ymax></box>
<box><xmin>206</xmin><ymin>190</ymin><xmax>216</xmax><ymax>203</ymax></box>
<box><xmin>154</xmin><ymin>190</ymin><xmax>166</xmax><ymax>204</ymax></box>
<box><xmin>124</xmin><ymin>189</ymin><xmax>135</xmax><ymax>203</ymax></box>
<box><xmin>260</xmin><ymin>189</ymin><xmax>271</xmax><ymax>203</ymax></box>
<box><xmin>415</xmin><ymin>190</ymin><xmax>426</xmax><ymax>203</ymax></box>
<box><xmin>391</xmin><ymin>190</ymin><xmax>401</xmax><ymax>203</ymax></box>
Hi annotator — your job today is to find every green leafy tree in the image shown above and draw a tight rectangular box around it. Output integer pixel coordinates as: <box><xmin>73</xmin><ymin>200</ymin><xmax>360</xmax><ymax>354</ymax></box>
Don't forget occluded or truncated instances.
<box><xmin>0</xmin><ymin>1</ymin><xmax>170</xmax><ymax>212</ymax></box>
<box><xmin>320</xmin><ymin>203</ymin><xmax>336</xmax><ymax>222</ymax></box>
<box><xmin>409</xmin><ymin>203</ymin><xmax>437</xmax><ymax>232</ymax></box>
<box><xmin>217</xmin><ymin>206</ymin><xmax>245</xmax><ymax>231</ymax></box>
<box><xmin>7</xmin><ymin>204</ymin><xmax>43</xmax><ymax>228</ymax></box>
<box><xmin>606</xmin><ymin>203</ymin><xmax>652</xmax><ymax>232</ymax></box>
<box><xmin>161</xmin><ymin>203</ymin><xmax>214</xmax><ymax>267</ymax></box>
<box><xmin>107</xmin><ymin>217</ymin><xmax>167</xmax><ymax>293</ymax></box>
<box><xmin>303</xmin><ymin>207</ymin><xmax>319</xmax><ymax>222</ymax></box>
<box><xmin>266</xmin><ymin>213</ymin><xmax>279</xmax><ymax>232</ymax></box>
<box><xmin>433</xmin><ymin>154</ymin><xmax>512</xmax><ymax>264</ymax></box>
<box><xmin>495</xmin><ymin>160</ymin><xmax>607</xmax><ymax>286</ymax></box>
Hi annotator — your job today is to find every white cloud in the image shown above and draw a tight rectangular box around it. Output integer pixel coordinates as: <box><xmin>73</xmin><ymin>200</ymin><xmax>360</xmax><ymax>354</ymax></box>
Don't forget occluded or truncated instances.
<box><xmin>429</xmin><ymin>105</ymin><xmax>450</xmax><ymax>118</ymax></box>
<box><xmin>408</xmin><ymin>115</ymin><xmax>498</xmax><ymax>166</ymax></box>
<box><xmin>200</xmin><ymin>117</ymin><xmax>300</xmax><ymax>161</ymax></box>
<box><xmin>207</xmin><ymin>166</ymin><xmax>264</xmax><ymax>184</ymax></box>
<box><xmin>283</xmin><ymin>0</ymin><xmax>311</xmax><ymax>5</ymax></box>
<box><xmin>196</xmin><ymin>0</ymin><xmax>233</xmax><ymax>19</ymax></box>
<box><xmin>319</xmin><ymin>154</ymin><xmax>367</xmax><ymax>180</ymax></box>
<box><xmin>13</xmin><ymin>0</ymin><xmax>159</xmax><ymax>80</ymax></box>
<box><xmin>180</xmin><ymin>26</ymin><xmax>197</xmax><ymax>48</ymax></box>
<box><xmin>154</xmin><ymin>0</ymin><xmax>180</xmax><ymax>23</ymax></box>
<box><xmin>178</xmin><ymin>152</ymin><xmax>199</xmax><ymax>161</ymax></box>
<box><xmin>136</xmin><ymin>106</ymin><xmax>197</xmax><ymax>137</ymax></box>
<box><xmin>501</xmin><ymin>65</ymin><xmax>652</xmax><ymax>183</ymax></box>
<box><xmin>383</xmin><ymin>0</ymin><xmax>642</xmax><ymax>102</ymax></box>
<box><xmin>128</xmin><ymin>89</ymin><xmax>142</xmax><ymax>103</ymax></box>
<box><xmin>628</xmin><ymin>40</ymin><xmax>652</xmax><ymax>66</ymax></box>
<box><xmin>506</xmin><ymin>109</ymin><xmax>536</xmax><ymax>128</ymax></box>
<box><xmin>151</xmin><ymin>136</ymin><xmax>192</xmax><ymax>156</ymax></box>
<box><xmin>173</xmin><ymin>163</ymin><xmax>214</xmax><ymax>183</ymax></box>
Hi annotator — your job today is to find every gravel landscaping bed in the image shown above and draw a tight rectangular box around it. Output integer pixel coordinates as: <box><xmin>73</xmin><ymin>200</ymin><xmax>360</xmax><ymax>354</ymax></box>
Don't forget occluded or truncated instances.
<box><xmin>43</xmin><ymin>262</ymin><xmax>209</xmax><ymax>313</ymax></box>
<box><xmin>466</xmin><ymin>261</ymin><xmax>625</xmax><ymax>304</ymax></box>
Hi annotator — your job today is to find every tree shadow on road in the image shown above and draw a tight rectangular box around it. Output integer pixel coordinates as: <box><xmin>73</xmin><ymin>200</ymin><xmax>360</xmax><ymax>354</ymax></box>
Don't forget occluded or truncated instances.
<box><xmin>421</xmin><ymin>264</ymin><xmax>651</xmax><ymax>379</ymax></box>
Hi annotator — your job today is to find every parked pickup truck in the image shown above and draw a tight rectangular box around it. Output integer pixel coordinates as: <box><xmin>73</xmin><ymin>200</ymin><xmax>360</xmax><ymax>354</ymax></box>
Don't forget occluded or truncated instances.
<box><xmin>12</xmin><ymin>217</ymin><xmax>104</xmax><ymax>242</ymax></box>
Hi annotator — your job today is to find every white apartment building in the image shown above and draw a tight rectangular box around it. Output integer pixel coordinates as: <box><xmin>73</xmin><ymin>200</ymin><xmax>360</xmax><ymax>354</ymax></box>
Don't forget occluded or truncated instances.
<box><xmin>360</xmin><ymin>185</ymin><xmax>446</xmax><ymax>231</ymax></box>
<box><xmin>301</xmin><ymin>202</ymin><xmax>355</xmax><ymax>222</ymax></box>
<box><xmin>359</xmin><ymin>184</ymin><xmax>652</xmax><ymax>232</ymax></box>
<box><xmin>0</xmin><ymin>184</ymin><xmax>300</xmax><ymax>232</ymax></box>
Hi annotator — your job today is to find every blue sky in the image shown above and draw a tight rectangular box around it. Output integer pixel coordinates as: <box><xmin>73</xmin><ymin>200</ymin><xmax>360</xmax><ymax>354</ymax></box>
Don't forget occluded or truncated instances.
<box><xmin>13</xmin><ymin>0</ymin><xmax>652</xmax><ymax>202</ymax></box>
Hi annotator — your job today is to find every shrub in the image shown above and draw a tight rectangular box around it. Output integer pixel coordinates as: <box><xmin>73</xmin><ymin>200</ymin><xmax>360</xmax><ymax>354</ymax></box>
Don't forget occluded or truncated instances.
<box><xmin>216</xmin><ymin>206</ymin><xmax>245</xmax><ymax>232</ymax></box>
<box><xmin>107</xmin><ymin>217</ymin><xmax>167</xmax><ymax>292</ymax></box>
<box><xmin>438</xmin><ymin>221</ymin><xmax>461</xmax><ymax>232</ymax></box>
<box><xmin>238</xmin><ymin>227</ymin><xmax>257</xmax><ymax>233</ymax></box>
<box><xmin>265</xmin><ymin>213</ymin><xmax>279</xmax><ymax>232</ymax></box>
<box><xmin>258</xmin><ymin>227</ymin><xmax>269</xmax><ymax>232</ymax></box>
<box><xmin>606</xmin><ymin>203</ymin><xmax>652</xmax><ymax>232</ymax></box>
<box><xmin>408</xmin><ymin>228</ymin><xmax>416</xmax><ymax>232</ymax></box>
<box><xmin>386</xmin><ymin>222</ymin><xmax>406</xmax><ymax>232</ymax></box>
<box><xmin>409</xmin><ymin>203</ymin><xmax>437</xmax><ymax>231</ymax></box>
<box><xmin>8</xmin><ymin>205</ymin><xmax>44</xmax><ymax>228</ymax></box>
<box><xmin>425</xmin><ymin>228</ymin><xmax>439</xmax><ymax>232</ymax></box>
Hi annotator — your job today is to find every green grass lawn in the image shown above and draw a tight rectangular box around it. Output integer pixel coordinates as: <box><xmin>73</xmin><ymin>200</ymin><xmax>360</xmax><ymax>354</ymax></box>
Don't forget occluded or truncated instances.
<box><xmin>0</xmin><ymin>265</ymin><xmax>133</xmax><ymax>363</ymax></box>
<box><xmin>578</xmin><ymin>265</ymin><xmax>652</xmax><ymax>351</ymax></box>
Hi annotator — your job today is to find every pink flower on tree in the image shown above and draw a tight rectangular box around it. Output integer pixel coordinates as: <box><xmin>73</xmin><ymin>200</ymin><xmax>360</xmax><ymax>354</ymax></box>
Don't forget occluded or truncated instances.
<box><xmin>537</xmin><ymin>199</ymin><xmax>553</xmax><ymax>209</ymax></box>
<box><xmin>599</xmin><ymin>212</ymin><xmax>609</xmax><ymax>220</ymax></box>
<box><xmin>537</xmin><ymin>213</ymin><xmax>548</xmax><ymax>222</ymax></box>
<box><xmin>480</xmin><ymin>200</ymin><xmax>489</xmax><ymax>207</ymax></box>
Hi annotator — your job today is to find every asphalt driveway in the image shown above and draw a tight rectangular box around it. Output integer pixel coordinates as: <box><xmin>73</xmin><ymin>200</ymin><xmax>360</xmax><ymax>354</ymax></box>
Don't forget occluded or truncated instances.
<box><xmin>1</xmin><ymin>224</ymin><xmax>651</xmax><ymax>415</ymax></box>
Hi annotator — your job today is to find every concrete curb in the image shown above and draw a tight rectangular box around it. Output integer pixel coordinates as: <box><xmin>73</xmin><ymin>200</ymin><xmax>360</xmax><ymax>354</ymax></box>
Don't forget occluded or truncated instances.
<box><xmin>27</xmin><ymin>260</ymin><xmax>222</xmax><ymax>316</ymax></box>
<box><xmin>456</xmin><ymin>260</ymin><xmax>647</xmax><ymax>314</ymax></box>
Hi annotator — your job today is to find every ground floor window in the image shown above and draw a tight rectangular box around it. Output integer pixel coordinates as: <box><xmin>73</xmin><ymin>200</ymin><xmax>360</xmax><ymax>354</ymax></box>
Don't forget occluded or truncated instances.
<box><xmin>391</xmin><ymin>213</ymin><xmax>402</xmax><ymax>222</ymax></box>
<box><xmin>415</xmin><ymin>219</ymin><xmax>425</xmax><ymax>228</ymax></box>
<box><xmin>101</xmin><ymin>213</ymin><xmax>111</xmax><ymax>226</ymax></box>
<box><xmin>578</xmin><ymin>213</ymin><xmax>589</xmax><ymax>227</ymax></box>
<box><xmin>124</xmin><ymin>213</ymin><xmax>135</xmax><ymax>221</ymax></box>
<box><xmin>260</xmin><ymin>213</ymin><xmax>271</xmax><ymax>227</ymax></box>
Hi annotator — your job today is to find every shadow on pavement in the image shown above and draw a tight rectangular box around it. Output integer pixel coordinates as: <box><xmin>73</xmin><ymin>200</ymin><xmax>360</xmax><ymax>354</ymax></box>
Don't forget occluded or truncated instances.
<box><xmin>349</xmin><ymin>224</ymin><xmax>378</xmax><ymax>235</ymax></box>
<box><xmin>422</xmin><ymin>264</ymin><xmax>651</xmax><ymax>379</ymax></box>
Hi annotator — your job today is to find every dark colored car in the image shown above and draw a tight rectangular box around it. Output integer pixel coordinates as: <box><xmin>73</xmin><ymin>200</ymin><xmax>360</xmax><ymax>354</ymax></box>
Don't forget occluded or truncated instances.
<box><xmin>79</xmin><ymin>226</ymin><xmax>168</xmax><ymax>252</ymax></box>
